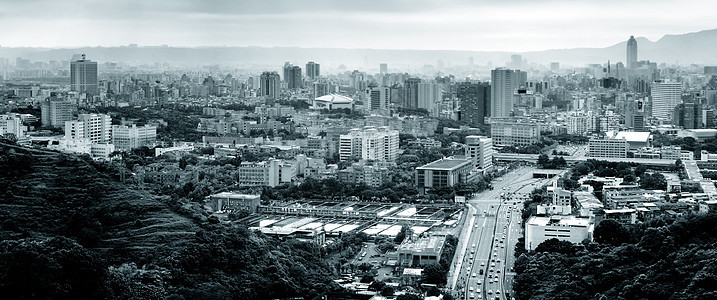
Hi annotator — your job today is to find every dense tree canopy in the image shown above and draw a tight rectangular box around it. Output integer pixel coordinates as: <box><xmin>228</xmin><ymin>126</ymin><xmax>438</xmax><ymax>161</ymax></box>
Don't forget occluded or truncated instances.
<box><xmin>514</xmin><ymin>212</ymin><xmax>717</xmax><ymax>299</ymax></box>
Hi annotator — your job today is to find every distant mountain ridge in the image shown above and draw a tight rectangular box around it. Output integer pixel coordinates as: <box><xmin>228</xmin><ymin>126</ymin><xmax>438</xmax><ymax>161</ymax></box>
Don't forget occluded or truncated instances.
<box><xmin>1</xmin><ymin>28</ymin><xmax>716</xmax><ymax>68</ymax></box>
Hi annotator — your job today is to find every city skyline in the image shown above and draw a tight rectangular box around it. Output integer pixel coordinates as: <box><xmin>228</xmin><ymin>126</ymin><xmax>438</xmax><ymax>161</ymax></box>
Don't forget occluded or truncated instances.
<box><xmin>0</xmin><ymin>0</ymin><xmax>715</xmax><ymax>52</ymax></box>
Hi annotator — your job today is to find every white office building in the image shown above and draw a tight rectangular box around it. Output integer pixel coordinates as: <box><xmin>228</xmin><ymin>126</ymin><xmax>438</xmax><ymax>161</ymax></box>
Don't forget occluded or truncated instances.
<box><xmin>525</xmin><ymin>215</ymin><xmax>594</xmax><ymax>250</ymax></box>
<box><xmin>65</xmin><ymin>113</ymin><xmax>112</xmax><ymax>143</ymax></box>
<box><xmin>111</xmin><ymin>124</ymin><xmax>157</xmax><ymax>151</ymax></box>
<box><xmin>490</xmin><ymin>118</ymin><xmax>541</xmax><ymax>146</ymax></box>
<box><xmin>465</xmin><ymin>136</ymin><xmax>493</xmax><ymax>172</ymax></box>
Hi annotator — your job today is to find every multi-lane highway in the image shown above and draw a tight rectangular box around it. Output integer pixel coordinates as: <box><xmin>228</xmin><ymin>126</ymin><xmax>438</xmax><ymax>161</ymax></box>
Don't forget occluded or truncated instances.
<box><xmin>449</xmin><ymin>166</ymin><xmax>554</xmax><ymax>300</ymax></box>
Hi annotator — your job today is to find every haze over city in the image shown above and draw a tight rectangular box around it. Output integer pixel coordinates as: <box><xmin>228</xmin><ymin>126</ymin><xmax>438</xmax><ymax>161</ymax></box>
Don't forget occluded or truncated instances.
<box><xmin>1</xmin><ymin>0</ymin><xmax>716</xmax><ymax>52</ymax></box>
<box><xmin>2</xmin><ymin>1</ymin><xmax>717</xmax><ymax>300</ymax></box>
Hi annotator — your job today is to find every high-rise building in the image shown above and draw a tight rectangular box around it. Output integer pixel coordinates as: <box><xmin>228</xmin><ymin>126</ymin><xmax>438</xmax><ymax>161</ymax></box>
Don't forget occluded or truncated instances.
<box><xmin>41</xmin><ymin>96</ymin><xmax>74</xmax><ymax>128</ymax></box>
<box><xmin>70</xmin><ymin>54</ymin><xmax>98</xmax><ymax>95</ymax></box>
<box><xmin>511</xmin><ymin>54</ymin><xmax>522</xmax><ymax>69</ymax></box>
<box><xmin>550</xmin><ymin>62</ymin><xmax>560</xmax><ymax>72</ymax></box>
<box><xmin>283</xmin><ymin>64</ymin><xmax>302</xmax><ymax>89</ymax></box>
<box><xmin>339</xmin><ymin>126</ymin><xmax>399</xmax><ymax>162</ymax></box>
<box><xmin>380</xmin><ymin>63</ymin><xmax>388</xmax><ymax>74</ymax></box>
<box><xmin>673</xmin><ymin>102</ymin><xmax>702</xmax><ymax>129</ymax></box>
<box><xmin>457</xmin><ymin>82</ymin><xmax>491</xmax><ymax>125</ymax></box>
<box><xmin>306</xmin><ymin>61</ymin><xmax>320</xmax><ymax>79</ymax></box>
<box><xmin>111</xmin><ymin>124</ymin><xmax>157</xmax><ymax>151</ymax></box>
<box><xmin>417</xmin><ymin>83</ymin><xmax>442</xmax><ymax>115</ymax></box>
<box><xmin>366</xmin><ymin>86</ymin><xmax>390</xmax><ymax>112</ymax></box>
<box><xmin>64</xmin><ymin>113</ymin><xmax>112</xmax><ymax>143</ymax></box>
<box><xmin>313</xmin><ymin>82</ymin><xmax>330</xmax><ymax>99</ymax></box>
<box><xmin>259</xmin><ymin>71</ymin><xmax>280</xmax><ymax>99</ymax></box>
<box><xmin>403</xmin><ymin>78</ymin><xmax>421</xmax><ymax>109</ymax></box>
<box><xmin>491</xmin><ymin>68</ymin><xmax>516</xmax><ymax>118</ymax></box>
<box><xmin>465</xmin><ymin>136</ymin><xmax>493</xmax><ymax>172</ymax></box>
<box><xmin>627</xmin><ymin>36</ymin><xmax>638</xmax><ymax>69</ymax></box>
<box><xmin>651</xmin><ymin>81</ymin><xmax>682</xmax><ymax>121</ymax></box>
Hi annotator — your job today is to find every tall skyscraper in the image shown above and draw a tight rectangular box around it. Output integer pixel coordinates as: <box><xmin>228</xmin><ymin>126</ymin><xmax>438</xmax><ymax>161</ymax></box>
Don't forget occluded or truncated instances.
<box><xmin>70</xmin><ymin>54</ymin><xmax>98</xmax><ymax>95</ymax></box>
<box><xmin>260</xmin><ymin>71</ymin><xmax>280</xmax><ymax>99</ymax></box>
<box><xmin>457</xmin><ymin>82</ymin><xmax>491</xmax><ymax>125</ymax></box>
<box><xmin>380</xmin><ymin>63</ymin><xmax>388</xmax><ymax>74</ymax></box>
<box><xmin>283</xmin><ymin>64</ymin><xmax>302</xmax><ymax>89</ymax></box>
<box><xmin>306</xmin><ymin>61</ymin><xmax>320</xmax><ymax>79</ymax></box>
<box><xmin>491</xmin><ymin>68</ymin><xmax>516</xmax><ymax>118</ymax></box>
<box><xmin>417</xmin><ymin>83</ymin><xmax>442</xmax><ymax>115</ymax></box>
<box><xmin>651</xmin><ymin>81</ymin><xmax>682</xmax><ymax>121</ymax></box>
<box><xmin>403</xmin><ymin>78</ymin><xmax>421</xmax><ymax>109</ymax></box>
<box><xmin>627</xmin><ymin>35</ymin><xmax>638</xmax><ymax>69</ymax></box>
<box><xmin>511</xmin><ymin>54</ymin><xmax>522</xmax><ymax>69</ymax></box>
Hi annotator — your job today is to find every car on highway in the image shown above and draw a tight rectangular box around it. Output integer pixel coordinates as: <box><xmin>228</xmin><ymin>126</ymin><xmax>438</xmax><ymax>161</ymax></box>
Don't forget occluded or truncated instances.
<box><xmin>497</xmin><ymin>269</ymin><xmax>501</xmax><ymax>273</ymax></box>
<box><xmin>469</xmin><ymin>286</ymin><xmax>474</xmax><ymax>292</ymax></box>
<box><xmin>489</xmin><ymin>268</ymin><xmax>494</xmax><ymax>272</ymax></box>
<box><xmin>472</xmin><ymin>273</ymin><xmax>477</xmax><ymax>277</ymax></box>
<box><xmin>480</xmin><ymin>262</ymin><xmax>485</xmax><ymax>266</ymax></box>
<box><xmin>477</xmin><ymin>280</ymin><xmax>482</xmax><ymax>285</ymax></box>
<box><xmin>487</xmin><ymin>290</ymin><xmax>493</xmax><ymax>294</ymax></box>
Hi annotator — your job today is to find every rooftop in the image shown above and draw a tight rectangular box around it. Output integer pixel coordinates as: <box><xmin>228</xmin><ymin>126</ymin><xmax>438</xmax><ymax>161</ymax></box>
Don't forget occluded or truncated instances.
<box><xmin>397</xmin><ymin>234</ymin><xmax>446</xmax><ymax>253</ymax></box>
<box><xmin>416</xmin><ymin>157</ymin><xmax>472</xmax><ymax>171</ymax></box>
<box><xmin>610</xmin><ymin>131</ymin><xmax>651</xmax><ymax>142</ymax></box>
<box><xmin>314</xmin><ymin>94</ymin><xmax>353</xmax><ymax>104</ymax></box>
<box><xmin>210</xmin><ymin>192</ymin><xmax>260</xmax><ymax>200</ymax></box>
<box><xmin>527</xmin><ymin>215</ymin><xmax>592</xmax><ymax>227</ymax></box>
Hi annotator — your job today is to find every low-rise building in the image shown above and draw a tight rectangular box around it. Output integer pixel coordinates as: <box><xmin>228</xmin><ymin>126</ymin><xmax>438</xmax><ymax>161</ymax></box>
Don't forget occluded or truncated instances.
<box><xmin>573</xmin><ymin>191</ymin><xmax>603</xmax><ymax>217</ymax></box>
<box><xmin>490</xmin><ymin>117</ymin><xmax>541</xmax><ymax>147</ymax></box>
<box><xmin>236</xmin><ymin>159</ymin><xmax>296</xmax><ymax>187</ymax></box>
<box><xmin>415</xmin><ymin>156</ymin><xmax>476</xmax><ymax>195</ymax></box>
<box><xmin>602</xmin><ymin>185</ymin><xmax>646</xmax><ymax>209</ymax></box>
<box><xmin>525</xmin><ymin>215</ymin><xmax>594</xmax><ymax>250</ymax></box>
<box><xmin>396</xmin><ymin>234</ymin><xmax>446</xmax><ymax>267</ymax></box>
<box><xmin>206</xmin><ymin>192</ymin><xmax>261</xmax><ymax>213</ymax></box>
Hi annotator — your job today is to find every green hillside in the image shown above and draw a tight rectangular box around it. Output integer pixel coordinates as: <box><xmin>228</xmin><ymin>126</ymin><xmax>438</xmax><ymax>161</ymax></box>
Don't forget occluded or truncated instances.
<box><xmin>0</xmin><ymin>142</ymin><xmax>335</xmax><ymax>299</ymax></box>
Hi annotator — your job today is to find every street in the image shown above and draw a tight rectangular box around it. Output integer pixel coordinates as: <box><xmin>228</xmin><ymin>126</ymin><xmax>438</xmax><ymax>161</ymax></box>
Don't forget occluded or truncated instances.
<box><xmin>449</xmin><ymin>166</ymin><xmax>554</xmax><ymax>300</ymax></box>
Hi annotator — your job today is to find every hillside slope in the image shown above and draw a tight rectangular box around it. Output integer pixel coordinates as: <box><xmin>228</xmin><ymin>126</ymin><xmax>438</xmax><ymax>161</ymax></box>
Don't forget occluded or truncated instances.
<box><xmin>0</xmin><ymin>142</ymin><xmax>336</xmax><ymax>299</ymax></box>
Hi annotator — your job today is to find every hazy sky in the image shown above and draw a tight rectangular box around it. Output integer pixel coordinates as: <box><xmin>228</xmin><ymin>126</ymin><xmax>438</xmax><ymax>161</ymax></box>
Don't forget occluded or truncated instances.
<box><xmin>1</xmin><ymin>0</ymin><xmax>714</xmax><ymax>52</ymax></box>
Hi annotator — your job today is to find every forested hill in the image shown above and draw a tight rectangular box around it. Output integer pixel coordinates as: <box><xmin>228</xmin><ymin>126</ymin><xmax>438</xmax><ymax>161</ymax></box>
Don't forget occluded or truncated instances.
<box><xmin>0</xmin><ymin>142</ymin><xmax>336</xmax><ymax>299</ymax></box>
<box><xmin>513</xmin><ymin>213</ymin><xmax>717</xmax><ymax>299</ymax></box>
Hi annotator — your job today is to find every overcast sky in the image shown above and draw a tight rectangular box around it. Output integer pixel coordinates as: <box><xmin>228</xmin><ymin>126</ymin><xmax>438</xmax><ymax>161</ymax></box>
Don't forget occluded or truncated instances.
<box><xmin>0</xmin><ymin>0</ymin><xmax>714</xmax><ymax>52</ymax></box>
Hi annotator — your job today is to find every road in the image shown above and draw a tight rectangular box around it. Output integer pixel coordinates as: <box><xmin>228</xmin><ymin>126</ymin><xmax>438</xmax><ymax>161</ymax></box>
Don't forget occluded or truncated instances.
<box><xmin>450</xmin><ymin>166</ymin><xmax>555</xmax><ymax>300</ymax></box>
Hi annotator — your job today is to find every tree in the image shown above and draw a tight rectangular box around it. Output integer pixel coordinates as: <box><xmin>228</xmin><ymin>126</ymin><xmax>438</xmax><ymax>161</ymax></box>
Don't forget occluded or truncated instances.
<box><xmin>380</xmin><ymin>285</ymin><xmax>395</xmax><ymax>296</ymax></box>
<box><xmin>394</xmin><ymin>225</ymin><xmax>410</xmax><ymax>244</ymax></box>
<box><xmin>396</xmin><ymin>294</ymin><xmax>423</xmax><ymax>300</ymax></box>
<box><xmin>640</xmin><ymin>173</ymin><xmax>667</xmax><ymax>190</ymax></box>
<box><xmin>422</xmin><ymin>263</ymin><xmax>447</xmax><ymax>285</ymax></box>
<box><xmin>358</xmin><ymin>262</ymin><xmax>373</xmax><ymax>273</ymax></box>
<box><xmin>360</xmin><ymin>274</ymin><xmax>375</xmax><ymax>283</ymax></box>
<box><xmin>534</xmin><ymin>238</ymin><xmax>575</xmax><ymax>254</ymax></box>
<box><xmin>594</xmin><ymin>219</ymin><xmax>631</xmax><ymax>246</ymax></box>
<box><xmin>538</xmin><ymin>154</ymin><xmax>550</xmax><ymax>167</ymax></box>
